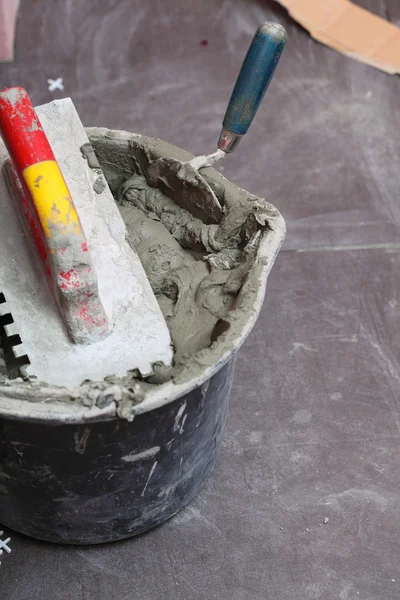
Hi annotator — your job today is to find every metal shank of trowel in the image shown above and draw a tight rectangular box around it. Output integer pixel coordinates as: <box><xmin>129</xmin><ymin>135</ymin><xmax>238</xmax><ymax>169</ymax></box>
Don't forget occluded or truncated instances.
<box><xmin>0</xmin><ymin>87</ymin><xmax>110</xmax><ymax>345</ymax></box>
<box><xmin>218</xmin><ymin>22</ymin><xmax>287</xmax><ymax>153</ymax></box>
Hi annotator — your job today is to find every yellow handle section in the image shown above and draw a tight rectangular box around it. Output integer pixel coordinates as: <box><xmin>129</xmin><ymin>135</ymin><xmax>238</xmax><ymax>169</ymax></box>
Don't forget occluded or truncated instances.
<box><xmin>23</xmin><ymin>160</ymin><xmax>83</xmax><ymax>244</ymax></box>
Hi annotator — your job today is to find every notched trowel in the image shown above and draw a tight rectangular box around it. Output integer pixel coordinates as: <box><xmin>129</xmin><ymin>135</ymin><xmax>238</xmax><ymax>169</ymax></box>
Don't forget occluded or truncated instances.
<box><xmin>147</xmin><ymin>22</ymin><xmax>287</xmax><ymax>223</ymax></box>
<box><xmin>0</xmin><ymin>87</ymin><xmax>173</xmax><ymax>388</ymax></box>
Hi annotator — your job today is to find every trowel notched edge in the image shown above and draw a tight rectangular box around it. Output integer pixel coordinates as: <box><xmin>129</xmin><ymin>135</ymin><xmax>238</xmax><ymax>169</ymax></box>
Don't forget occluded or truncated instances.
<box><xmin>0</xmin><ymin>292</ymin><xmax>30</xmax><ymax>379</ymax></box>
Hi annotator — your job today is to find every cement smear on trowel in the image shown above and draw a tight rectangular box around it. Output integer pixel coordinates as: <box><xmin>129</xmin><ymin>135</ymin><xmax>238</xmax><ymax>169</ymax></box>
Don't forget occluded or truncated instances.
<box><xmin>0</xmin><ymin>129</ymin><xmax>283</xmax><ymax>419</ymax></box>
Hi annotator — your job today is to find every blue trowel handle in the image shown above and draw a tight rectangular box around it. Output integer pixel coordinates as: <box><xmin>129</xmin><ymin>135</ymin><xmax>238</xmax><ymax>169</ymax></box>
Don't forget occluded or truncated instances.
<box><xmin>218</xmin><ymin>22</ymin><xmax>286</xmax><ymax>153</ymax></box>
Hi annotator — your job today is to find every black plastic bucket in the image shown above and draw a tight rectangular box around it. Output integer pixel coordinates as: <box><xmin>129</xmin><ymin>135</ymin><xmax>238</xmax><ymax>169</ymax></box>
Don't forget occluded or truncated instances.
<box><xmin>0</xmin><ymin>358</ymin><xmax>235</xmax><ymax>544</ymax></box>
<box><xmin>0</xmin><ymin>128</ymin><xmax>286</xmax><ymax>544</ymax></box>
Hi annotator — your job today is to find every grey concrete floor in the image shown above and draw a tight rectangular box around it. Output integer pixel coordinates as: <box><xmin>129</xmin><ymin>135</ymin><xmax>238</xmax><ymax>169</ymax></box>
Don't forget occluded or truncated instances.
<box><xmin>1</xmin><ymin>1</ymin><xmax>400</xmax><ymax>598</ymax></box>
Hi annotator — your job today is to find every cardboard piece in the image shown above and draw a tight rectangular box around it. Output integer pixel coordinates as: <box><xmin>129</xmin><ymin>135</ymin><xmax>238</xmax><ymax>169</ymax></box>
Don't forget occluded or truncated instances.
<box><xmin>0</xmin><ymin>0</ymin><xmax>20</xmax><ymax>61</ymax></box>
<box><xmin>276</xmin><ymin>0</ymin><xmax>400</xmax><ymax>74</ymax></box>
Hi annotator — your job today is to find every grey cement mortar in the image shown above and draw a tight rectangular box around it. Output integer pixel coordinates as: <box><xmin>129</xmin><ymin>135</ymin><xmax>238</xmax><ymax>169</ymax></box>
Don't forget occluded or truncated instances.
<box><xmin>0</xmin><ymin>127</ymin><xmax>286</xmax><ymax>421</ymax></box>
<box><xmin>0</xmin><ymin>100</ymin><xmax>173</xmax><ymax>387</ymax></box>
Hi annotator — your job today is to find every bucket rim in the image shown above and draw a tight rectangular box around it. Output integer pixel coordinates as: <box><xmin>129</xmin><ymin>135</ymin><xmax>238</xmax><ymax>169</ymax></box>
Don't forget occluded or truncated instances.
<box><xmin>0</xmin><ymin>128</ymin><xmax>286</xmax><ymax>424</ymax></box>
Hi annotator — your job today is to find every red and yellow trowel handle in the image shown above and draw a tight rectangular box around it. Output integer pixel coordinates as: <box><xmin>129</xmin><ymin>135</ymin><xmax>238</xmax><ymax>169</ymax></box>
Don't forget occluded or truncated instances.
<box><xmin>0</xmin><ymin>87</ymin><xmax>110</xmax><ymax>345</ymax></box>
<box><xmin>0</xmin><ymin>87</ymin><xmax>83</xmax><ymax>246</ymax></box>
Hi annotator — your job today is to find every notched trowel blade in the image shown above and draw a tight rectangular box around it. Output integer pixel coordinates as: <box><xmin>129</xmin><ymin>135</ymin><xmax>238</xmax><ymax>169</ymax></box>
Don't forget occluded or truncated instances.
<box><xmin>0</xmin><ymin>97</ymin><xmax>174</xmax><ymax>388</ymax></box>
<box><xmin>0</xmin><ymin>292</ymin><xmax>30</xmax><ymax>380</ymax></box>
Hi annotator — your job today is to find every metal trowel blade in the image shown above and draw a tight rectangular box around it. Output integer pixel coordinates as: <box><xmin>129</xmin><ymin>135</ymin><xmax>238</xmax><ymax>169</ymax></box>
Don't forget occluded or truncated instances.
<box><xmin>0</xmin><ymin>292</ymin><xmax>30</xmax><ymax>380</ymax></box>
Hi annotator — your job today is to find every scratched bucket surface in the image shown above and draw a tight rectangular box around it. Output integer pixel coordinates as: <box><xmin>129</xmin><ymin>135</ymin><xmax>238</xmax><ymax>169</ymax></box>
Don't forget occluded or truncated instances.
<box><xmin>0</xmin><ymin>359</ymin><xmax>236</xmax><ymax>544</ymax></box>
<box><xmin>0</xmin><ymin>129</ymin><xmax>286</xmax><ymax>545</ymax></box>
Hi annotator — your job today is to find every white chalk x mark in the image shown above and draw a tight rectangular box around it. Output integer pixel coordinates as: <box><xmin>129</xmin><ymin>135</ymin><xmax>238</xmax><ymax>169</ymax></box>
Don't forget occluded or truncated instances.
<box><xmin>0</xmin><ymin>531</ymin><xmax>11</xmax><ymax>565</ymax></box>
<box><xmin>47</xmin><ymin>78</ymin><xmax>64</xmax><ymax>92</ymax></box>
